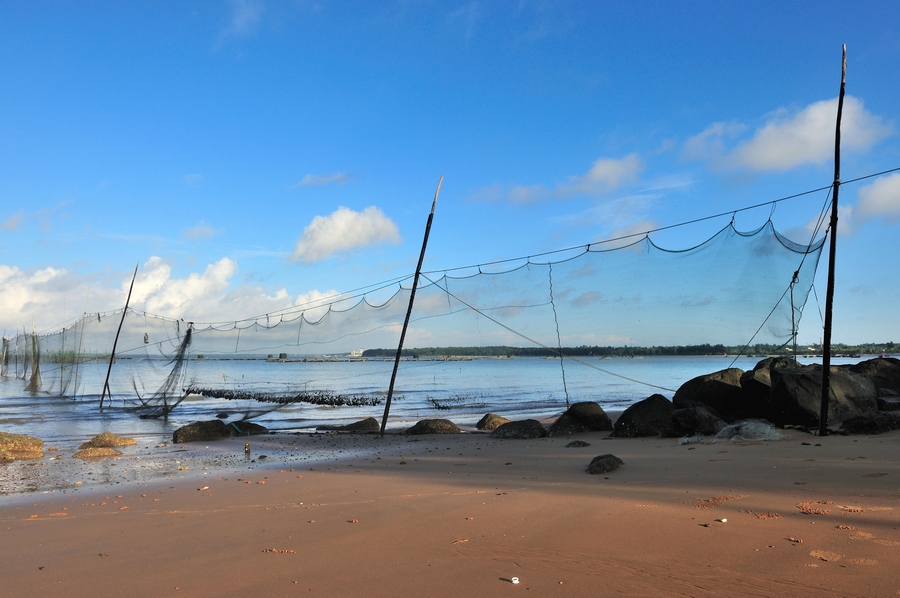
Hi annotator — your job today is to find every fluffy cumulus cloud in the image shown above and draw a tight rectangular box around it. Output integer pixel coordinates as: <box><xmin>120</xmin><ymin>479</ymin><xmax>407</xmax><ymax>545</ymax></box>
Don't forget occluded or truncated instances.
<box><xmin>854</xmin><ymin>173</ymin><xmax>900</xmax><ymax>223</ymax></box>
<box><xmin>471</xmin><ymin>153</ymin><xmax>644</xmax><ymax>203</ymax></box>
<box><xmin>686</xmin><ymin>96</ymin><xmax>892</xmax><ymax>171</ymax></box>
<box><xmin>291</xmin><ymin>206</ymin><xmax>401</xmax><ymax>263</ymax></box>
<box><xmin>0</xmin><ymin>255</ymin><xmax>354</xmax><ymax>336</ymax></box>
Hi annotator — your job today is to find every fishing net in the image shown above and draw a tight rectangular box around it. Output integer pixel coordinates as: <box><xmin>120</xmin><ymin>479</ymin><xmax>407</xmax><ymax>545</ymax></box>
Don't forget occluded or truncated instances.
<box><xmin>1</xmin><ymin>219</ymin><xmax>823</xmax><ymax>424</ymax></box>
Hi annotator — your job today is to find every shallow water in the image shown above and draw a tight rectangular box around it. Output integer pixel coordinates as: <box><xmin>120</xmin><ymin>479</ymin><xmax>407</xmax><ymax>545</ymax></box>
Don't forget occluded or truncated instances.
<box><xmin>0</xmin><ymin>354</ymin><xmax>860</xmax><ymax>446</ymax></box>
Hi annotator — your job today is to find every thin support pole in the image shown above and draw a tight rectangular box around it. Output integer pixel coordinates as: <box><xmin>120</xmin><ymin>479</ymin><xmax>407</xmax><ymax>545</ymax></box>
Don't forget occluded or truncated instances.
<box><xmin>819</xmin><ymin>45</ymin><xmax>846</xmax><ymax>436</ymax></box>
<box><xmin>100</xmin><ymin>262</ymin><xmax>139</xmax><ymax>410</ymax></box>
<box><xmin>380</xmin><ymin>176</ymin><xmax>443</xmax><ymax>436</ymax></box>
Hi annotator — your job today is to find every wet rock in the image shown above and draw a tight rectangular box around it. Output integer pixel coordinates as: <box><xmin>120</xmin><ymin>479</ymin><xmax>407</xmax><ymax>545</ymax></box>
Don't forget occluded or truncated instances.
<box><xmin>476</xmin><ymin>413</ymin><xmax>510</xmax><ymax>431</ymax></box>
<box><xmin>79</xmin><ymin>432</ymin><xmax>137</xmax><ymax>449</ymax></box>
<box><xmin>173</xmin><ymin>420</ymin><xmax>268</xmax><ymax>443</ymax></box>
<box><xmin>406</xmin><ymin>419</ymin><xmax>461</xmax><ymax>434</ymax></box>
<box><xmin>490</xmin><ymin>419</ymin><xmax>546</xmax><ymax>439</ymax></box>
<box><xmin>0</xmin><ymin>431</ymin><xmax>44</xmax><ymax>461</ymax></box>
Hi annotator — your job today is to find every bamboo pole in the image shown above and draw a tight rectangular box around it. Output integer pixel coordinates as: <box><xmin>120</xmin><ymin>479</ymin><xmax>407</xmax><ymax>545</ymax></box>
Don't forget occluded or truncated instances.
<box><xmin>819</xmin><ymin>45</ymin><xmax>846</xmax><ymax>436</ymax></box>
<box><xmin>100</xmin><ymin>262</ymin><xmax>139</xmax><ymax>409</ymax></box>
<box><xmin>380</xmin><ymin>176</ymin><xmax>443</xmax><ymax>436</ymax></box>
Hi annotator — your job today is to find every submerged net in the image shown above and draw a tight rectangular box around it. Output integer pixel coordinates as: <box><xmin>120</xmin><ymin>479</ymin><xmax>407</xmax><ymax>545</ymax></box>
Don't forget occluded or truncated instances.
<box><xmin>0</xmin><ymin>218</ymin><xmax>824</xmax><ymax>424</ymax></box>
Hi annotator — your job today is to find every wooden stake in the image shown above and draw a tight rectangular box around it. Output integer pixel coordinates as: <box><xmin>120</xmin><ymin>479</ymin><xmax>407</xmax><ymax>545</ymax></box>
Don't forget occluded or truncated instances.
<box><xmin>380</xmin><ymin>176</ymin><xmax>443</xmax><ymax>436</ymax></box>
<box><xmin>100</xmin><ymin>262</ymin><xmax>139</xmax><ymax>409</ymax></box>
<box><xmin>819</xmin><ymin>45</ymin><xmax>846</xmax><ymax>436</ymax></box>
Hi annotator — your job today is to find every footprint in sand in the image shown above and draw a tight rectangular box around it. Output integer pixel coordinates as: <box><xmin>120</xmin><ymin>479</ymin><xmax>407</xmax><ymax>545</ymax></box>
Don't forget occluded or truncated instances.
<box><xmin>873</xmin><ymin>539</ymin><xmax>900</xmax><ymax>547</ymax></box>
<box><xmin>848</xmin><ymin>557</ymin><xmax>879</xmax><ymax>565</ymax></box>
<box><xmin>810</xmin><ymin>550</ymin><xmax>843</xmax><ymax>562</ymax></box>
<box><xmin>849</xmin><ymin>531</ymin><xmax>874</xmax><ymax>540</ymax></box>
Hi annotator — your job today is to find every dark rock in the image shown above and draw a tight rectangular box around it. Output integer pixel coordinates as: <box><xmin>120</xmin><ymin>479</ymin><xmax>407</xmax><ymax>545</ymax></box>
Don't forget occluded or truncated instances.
<box><xmin>173</xmin><ymin>420</ymin><xmax>268</xmax><ymax>443</ymax></box>
<box><xmin>586</xmin><ymin>454</ymin><xmax>624</xmax><ymax>474</ymax></box>
<box><xmin>490</xmin><ymin>419</ymin><xmax>546</xmax><ymax>439</ymax></box>
<box><xmin>216</xmin><ymin>412</ymin><xmax>229</xmax><ymax>419</ymax></box>
<box><xmin>406</xmin><ymin>419</ymin><xmax>461</xmax><ymax>435</ymax></box>
<box><xmin>840</xmin><ymin>412</ymin><xmax>900</xmax><ymax>435</ymax></box>
<box><xmin>673</xmin><ymin>368</ymin><xmax>747</xmax><ymax>422</ymax></box>
<box><xmin>546</xmin><ymin>402</ymin><xmax>612</xmax><ymax>437</ymax></box>
<box><xmin>612</xmin><ymin>394</ymin><xmax>673</xmax><ymax>438</ymax></box>
<box><xmin>476</xmin><ymin>413</ymin><xmax>510</xmax><ymax>431</ymax></box>
<box><xmin>768</xmin><ymin>367</ymin><xmax>876</xmax><ymax>427</ymax></box>
<box><xmin>877</xmin><ymin>396</ymin><xmax>900</xmax><ymax>412</ymax></box>
<box><xmin>848</xmin><ymin>357</ymin><xmax>900</xmax><ymax>396</ymax></box>
<box><xmin>565</xmin><ymin>440</ymin><xmax>591</xmax><ymax>448</ymax></box>
<box><xmin>317</xmin><ymin>417</ymin><xmax>381</xmax><ymax>432</ymax></box>
<box><xmin>664</xmin><ymin>405</ymin><xmax>727</xmax><ymax>437</ymax></box>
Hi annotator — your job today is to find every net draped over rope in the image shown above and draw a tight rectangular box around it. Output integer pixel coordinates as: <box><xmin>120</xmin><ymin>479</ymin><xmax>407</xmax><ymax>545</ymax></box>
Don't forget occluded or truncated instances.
<box><xmin>1</xmin><ymin>219</ymin><xmax>824</xmax><ymax>415</ymax></box>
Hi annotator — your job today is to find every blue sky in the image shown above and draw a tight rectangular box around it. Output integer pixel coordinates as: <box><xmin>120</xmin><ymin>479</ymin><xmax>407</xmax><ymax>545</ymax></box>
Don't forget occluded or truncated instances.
<box><xmin>1</xmin><ymin>1</ymin><xmax>898</xmax><ymax>346</ymax></box>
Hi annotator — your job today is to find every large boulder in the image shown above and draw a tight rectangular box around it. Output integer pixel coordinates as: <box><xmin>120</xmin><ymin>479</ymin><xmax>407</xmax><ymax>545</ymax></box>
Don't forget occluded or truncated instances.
<box><xmin>768</xmin><ymin>366</ymin><xmax>877</xmax><ymax>427</ymax></box>
<box><xmin>840</xmin><ymin>412</ymin><xmax>900</xmax><ymax>435</ymax></box>
<box><xmin>490</xmin><ymin>419</ymin><xmax>546</xmax><ymax>439</ymax></box>
<box><xmin>673</xmin><ymin>368</ymin><xmax>748</xmax><ymax>422</ymax></box>
<box><xmin>612</xmin><ymin>394</ymin><xmax>673</xmax><ymax>438</ymax></box>
<box><xmin>406</xmin><ymin>419</ymin><xmax>461</xmax><ymax>434</ymax></box>
<box><xmin>664</xmin><ymin>404</ymin><xmax>727</xmax><ymax>437</ymax></box>
<box><xmin>476</xmin><ymin>413</ymin><xmax>509</xmax><ymax>431</ymax></box>
<box><xmin>546</xmin><ymin>401</ymin><xmax>612</xmax><ymax>437</ymax></box>
<box><xmin>848</xmin><ymin>357</ymin><xmax>900</xmax><ymax>396</ymax></box>
<box><xmin>173</xmin><ymin>420</ymin><xmax>268</xmax><ymax>443</ymax></box>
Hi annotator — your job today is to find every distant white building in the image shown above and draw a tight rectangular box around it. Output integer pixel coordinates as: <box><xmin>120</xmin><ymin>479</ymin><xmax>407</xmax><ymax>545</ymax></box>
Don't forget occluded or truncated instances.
<box><xmin>349</xmin><ymin>349</ymin><xmax>364</xmax><ymax>358</ymax></box>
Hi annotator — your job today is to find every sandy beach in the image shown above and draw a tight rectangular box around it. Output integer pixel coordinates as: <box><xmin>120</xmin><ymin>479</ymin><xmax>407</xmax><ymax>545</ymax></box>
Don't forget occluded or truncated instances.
<box><xmin>2</xmin><ymin>427</ymin><xmax>899</xmax><ymax>597</ymax></box>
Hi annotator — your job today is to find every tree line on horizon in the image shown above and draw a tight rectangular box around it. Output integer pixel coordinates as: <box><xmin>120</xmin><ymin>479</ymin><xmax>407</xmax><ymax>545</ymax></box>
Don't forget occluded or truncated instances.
<box><xmin>362</xmin><ymin>341</ymin><xmax>895</xmax><ymax>359</ymax></box>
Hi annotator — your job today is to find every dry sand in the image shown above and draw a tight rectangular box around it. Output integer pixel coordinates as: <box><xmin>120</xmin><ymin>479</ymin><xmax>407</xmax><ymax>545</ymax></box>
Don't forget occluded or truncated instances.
<box><xmin>1</xmin><ymin>429</ymin><xmax>899</xmax><ymax>597</ymax></box>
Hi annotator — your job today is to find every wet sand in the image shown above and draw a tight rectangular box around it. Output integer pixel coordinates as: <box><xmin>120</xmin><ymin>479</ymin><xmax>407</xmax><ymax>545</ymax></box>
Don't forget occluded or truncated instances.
<box><xmin>1</xmin><ymin>429</ymin><xmax>899</xmax><ymax>597</ymax></box>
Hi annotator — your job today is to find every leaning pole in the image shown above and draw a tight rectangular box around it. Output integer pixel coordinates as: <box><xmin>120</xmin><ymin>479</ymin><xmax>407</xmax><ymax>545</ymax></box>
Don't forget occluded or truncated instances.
<box><xmin>819</xmin><ymin>45</ymin><xmax>846</xmax><ymax>436</ymax></box>
<box><xmin>380</xmin><ymin>176</ymin><xmax>443</xmax><ymax>436</ymax></box>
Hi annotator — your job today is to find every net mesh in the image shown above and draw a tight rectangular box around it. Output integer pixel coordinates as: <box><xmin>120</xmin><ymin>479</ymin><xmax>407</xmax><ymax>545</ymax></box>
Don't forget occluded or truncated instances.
<box><xmin>1</xmin><ymin>219</ymin><xmax>824</xmax><ymax>422</ymax></box>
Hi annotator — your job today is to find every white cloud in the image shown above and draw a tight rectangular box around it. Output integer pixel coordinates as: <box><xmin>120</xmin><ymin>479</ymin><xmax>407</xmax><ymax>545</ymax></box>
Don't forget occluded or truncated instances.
<box><xmin>470</xmin><ymin>153</ymin><xmax>644</xmax><ymax>203</ymax></box>
<box><xmin>855</xmin><ymin>173</ymin><xmax>900</xmax><ymax>223</ymax></box>
<box><xmin>291</xmin><ymin>206</ymin><xmax>401</xmax><ymax>263</ymax></box>
<box><xmin>565</xmin><ymin>153</ymin><xmax>644</xmax><ymax>194</ymax></box>
<box><xmin>683</xmin><ymin>122</ymin><xmax>747</xmax><ymax>162</ymax></box>
<box><xmin>686</xmin><ymin>96</ymin><xmax>892</xmax><ymax>171</ymax></box>
<box><xmin>182</xmin><ymin>220</ymin><xmax>220</xmax><ymax>240</ymax></box>
<box><xmin>293</xmin><ymin>172</ymin><xmax>355</xmax><ymax>188</ymax></box>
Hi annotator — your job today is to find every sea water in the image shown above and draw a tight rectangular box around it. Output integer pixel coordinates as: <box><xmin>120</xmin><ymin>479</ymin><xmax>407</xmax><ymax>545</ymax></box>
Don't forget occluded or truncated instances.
<box><xmin>0</xmin><ymin>354</ymin><xmax>863</xmax><ymax>445</ymax></box>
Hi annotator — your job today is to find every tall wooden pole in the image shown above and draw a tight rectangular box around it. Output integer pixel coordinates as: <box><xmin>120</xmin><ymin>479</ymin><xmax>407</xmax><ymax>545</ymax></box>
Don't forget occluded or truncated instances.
<box><xmin>100</xmin><ymin>262</ymin><xmax>139</xmax><ymax>409</ymax></box>
<box><xmin>380</xmin><ymin>176</ymin><xmax>443</xmax><ymax>436</ymax></box>
<box><xmin>819</xmin><ymin>45</ymin><xmax>846</xmax><ymax>436</ymax></box>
